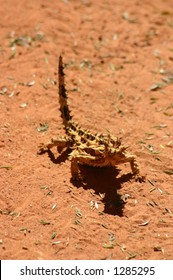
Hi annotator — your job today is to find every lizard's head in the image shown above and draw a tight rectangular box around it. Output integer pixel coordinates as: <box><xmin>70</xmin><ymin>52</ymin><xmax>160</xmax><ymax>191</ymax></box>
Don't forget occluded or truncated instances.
<box><xmin>101</xmin><ymin>134</ymin><xmax>128</xmax><ymax>163</ymax></box>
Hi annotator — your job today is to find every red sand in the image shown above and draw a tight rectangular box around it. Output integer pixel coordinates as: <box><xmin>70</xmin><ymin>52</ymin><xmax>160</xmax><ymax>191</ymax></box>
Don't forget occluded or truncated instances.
<box><xmin>0</xmin><ymin>0</ymin><xmax>173</xmax><ymax>260</ymax></box>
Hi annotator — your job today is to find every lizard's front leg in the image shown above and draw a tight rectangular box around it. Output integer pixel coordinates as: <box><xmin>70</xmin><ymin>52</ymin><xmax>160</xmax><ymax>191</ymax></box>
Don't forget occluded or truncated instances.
<box><xmin>70</xmin><ymin>157</ymin><xmax>80</xmax><ymax>181</ymax></box>
<box><xmin>69</xmin><ymin>149</ymin><xmax>96</xmax><ymax>181</ymax></box>
<box><xmin>125</xmin><ymin>154</ymin><xmax>145</xmax><ymax>182</ymax></box>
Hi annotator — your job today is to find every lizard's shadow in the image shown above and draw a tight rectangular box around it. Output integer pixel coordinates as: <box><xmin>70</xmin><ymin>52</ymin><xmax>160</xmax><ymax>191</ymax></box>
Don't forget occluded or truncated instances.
<box><xmin>72</xmin><ymin>166</ymin><xmax>133</xmax><ymax>216</ymax></box>
<box><xmin>45</xmin><ymin>149</ymin><xmax>132</xmax><ymax>216</ymax></box>
<box><xmin>46</xmin><ymin>148</ymin><xmax>70</xmax><ymax>164</ymax></box>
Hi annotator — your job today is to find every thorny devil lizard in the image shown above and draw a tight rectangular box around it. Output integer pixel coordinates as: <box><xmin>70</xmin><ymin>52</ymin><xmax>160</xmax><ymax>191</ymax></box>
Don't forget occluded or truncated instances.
<box><xmin>38</xmin><ymin>56</ymin><xmax>145</xmax><ymax>182</ymax></box>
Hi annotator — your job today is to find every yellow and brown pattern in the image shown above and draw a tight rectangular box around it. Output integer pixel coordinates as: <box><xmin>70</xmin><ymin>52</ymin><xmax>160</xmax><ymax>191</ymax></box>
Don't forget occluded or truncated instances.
<box><xmin>39</xmin><ymin>56</ymin><xmax>144</xmax><ymax>182</ymax></box>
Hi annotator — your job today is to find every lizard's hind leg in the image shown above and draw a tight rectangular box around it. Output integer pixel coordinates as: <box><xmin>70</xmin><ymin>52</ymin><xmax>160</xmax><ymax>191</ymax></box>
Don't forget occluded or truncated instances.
<box><xmin>38</xmin><ymin>136</ymin><xmax>70</xmax><ymax>154</ymax></box>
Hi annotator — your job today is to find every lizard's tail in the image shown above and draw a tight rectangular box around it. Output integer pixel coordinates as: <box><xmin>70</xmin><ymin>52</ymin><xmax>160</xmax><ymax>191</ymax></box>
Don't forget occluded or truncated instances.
<box><xmin>58</xmin><ymin>55</ymin><xmax>72</xmax><ymax>130</ymax></box>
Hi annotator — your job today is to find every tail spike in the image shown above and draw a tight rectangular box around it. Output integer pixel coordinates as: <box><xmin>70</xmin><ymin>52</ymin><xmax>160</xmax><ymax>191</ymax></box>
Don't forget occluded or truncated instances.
<box><xmin>58</xmin><ymin>55</ymin><xmax>72</xmax><ymax>129</ymax></box>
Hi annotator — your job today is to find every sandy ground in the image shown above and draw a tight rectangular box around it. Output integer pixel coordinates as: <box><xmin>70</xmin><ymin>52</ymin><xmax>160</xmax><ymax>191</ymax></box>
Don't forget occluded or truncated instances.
<box><xmin>0</xmin><ymin>0</ymin><xmax>173</xmax><ymax>260</ymax></box>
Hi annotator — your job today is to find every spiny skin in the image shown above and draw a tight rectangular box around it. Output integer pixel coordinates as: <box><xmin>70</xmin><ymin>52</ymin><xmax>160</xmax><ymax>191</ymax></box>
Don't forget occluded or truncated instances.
<box><xmin>39</xmin><ymin>56</ymin><xmax>144</xmax><ymax>182</ymax></box>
